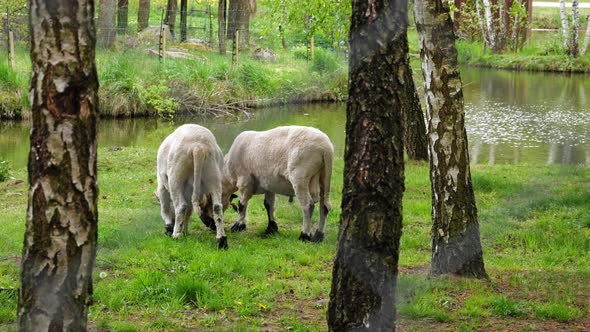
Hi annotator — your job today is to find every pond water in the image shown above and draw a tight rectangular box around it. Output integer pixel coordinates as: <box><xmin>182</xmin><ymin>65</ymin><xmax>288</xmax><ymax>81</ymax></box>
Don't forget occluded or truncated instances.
<box><xmin>1</xmin><ymin>67</ymin><xmax>589</xmax><ymax>168</ymax></box>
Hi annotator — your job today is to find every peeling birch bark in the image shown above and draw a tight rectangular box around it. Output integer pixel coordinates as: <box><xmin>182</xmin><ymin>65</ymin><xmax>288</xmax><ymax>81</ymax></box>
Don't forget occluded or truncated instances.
<box><xmin>414</xmin><ymin>0</ymin><xmax>487</xmax><ymax>278</ymax></box>
<box><xmin>18</xmin><ymin>0</ymin><xmax>99</xmax><ymax>330</ymax></box>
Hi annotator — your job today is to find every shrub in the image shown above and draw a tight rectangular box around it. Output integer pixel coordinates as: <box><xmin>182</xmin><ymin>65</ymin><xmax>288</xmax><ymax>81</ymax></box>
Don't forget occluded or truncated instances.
<box><xmin>0</xmin><ymin>160</ymin><xmax>10</xmax><ymax>182</ymax></box>
<box><xmin>311</xmin><ymin>48</ymin><xmax>340</xmax><ymax>74</ymax></box>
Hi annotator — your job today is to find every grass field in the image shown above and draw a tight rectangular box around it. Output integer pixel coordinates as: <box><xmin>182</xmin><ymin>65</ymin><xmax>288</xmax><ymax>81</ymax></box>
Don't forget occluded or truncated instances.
<box><xmin>0</xmin><ymin>133</ymin><xmax>589</xmax><ymax>330</ymax></box>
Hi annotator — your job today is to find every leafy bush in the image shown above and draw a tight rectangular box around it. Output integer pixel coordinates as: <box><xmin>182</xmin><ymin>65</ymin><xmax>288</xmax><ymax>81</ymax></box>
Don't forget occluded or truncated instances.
<box><xmin>143</xmin><ymin>82</ymin><xmax>179</xmax><ymax>118</ymax></box>
<box><xmin>0</xmin><ymin>160</ymin><xmax>10</xmax><ymax>182</ymax></box>
<box><xmin>237</xmin><ymin>63</ymin><xmax>276</xmax><ymax>96</ymax></box>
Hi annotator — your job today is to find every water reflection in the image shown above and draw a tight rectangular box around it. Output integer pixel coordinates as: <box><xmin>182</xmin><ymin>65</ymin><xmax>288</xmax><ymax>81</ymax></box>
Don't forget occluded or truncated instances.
<box><xmin>461</xmin><ymin>67</ymin><xmax>590</xmax><ymax>165</ymax></box>
<box><xmin>1</xmin><ymin>68</ymin><xmax>589</xmax><ymax>168</ymax></box>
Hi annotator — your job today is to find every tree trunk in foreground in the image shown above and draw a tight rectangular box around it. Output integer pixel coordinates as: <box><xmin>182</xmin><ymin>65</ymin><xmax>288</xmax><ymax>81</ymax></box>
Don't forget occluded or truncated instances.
<box><xmin>19</xmin><ymin>0</ymin><xmax>99</xmax><ymax>329</ymax></box>
<box><xmin>414</xmin><ymin>0</ymin><xmax>487</xmax><ymax>278</ymax></box>
<box><xmin>218</xmin><ymin>0</ymin><xmax>227</xmax><ymax>54</ymax></box>
<box><xmin>117</xmin><ymin>0</ymin><xmax>128</xmax><ymax>34</ymax></box>
<box><xmin>402</xmin><ymin>44</ymin><xmax>428</xmax><ymax>162</ymax></box>
<box><xmin>137</xmin><ymin>0</ymin><xmax>150</xmax><ymax>32</ymax></box>
<box><xmin>328</xmin><ymin>0</ymin><xmax>406</xmax><ymax>330</ymax></box>
<box><xmin>98</xmin><ymin>0</ymin><xmax>116</xmax><ymax>48</ymax></box>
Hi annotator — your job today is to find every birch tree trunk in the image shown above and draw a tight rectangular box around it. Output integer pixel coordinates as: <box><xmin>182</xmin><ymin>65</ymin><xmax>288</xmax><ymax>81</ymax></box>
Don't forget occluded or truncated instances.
<box><xmin>571</xmin><ymin>0</ymin><xmax>580</xmax><ymax>56</ymax></box>
<box><xmin>414</xmin><ymin>0</ymin><xmax>488</xmax><ymax>278</ymax></box>
<box><xmin>498</xmin><ymin>0</ymin><xmax>507</xmax><ymax>49</ymax></box>
<box><xmin>475</xmin><ymin>0</ymin><xmax>490</xmax><ymax>47</ymax></box>
<box><xmin>137</xmin><ymin>0</ymin><xmax>150</xmax><ymax>31</ymax></box>
<box><xmin>98</xmin><ymin>0</ymin><xmax>116</xmax><ymax>48</ymax></box>
<box><xmin>482</xmin><ymin>0</ymin><xmax>497</xmax><ymax>50</ymax></box>
<box><xmin>560</xmin><ymin>0</ymin><xmax>570</xmax><ymax>49</ymax></box>
<box><xmin>327</xmin><ymin>0</ymin><xmax>406</xmax><ymax>329</ymax></box>
<box><xmin>218</xmin><ymin>0</ymin><xmax>227</xmax><ymax>54</ymax></box>
<box><xmin>581</xmin><ymin>15</ymin><xmax>590</xmax><ymax>55</ymax></box>
<box><xmin>18</xmin><ymin>0</ymin><xmax>99</xmax><ymax>329</ymax></box>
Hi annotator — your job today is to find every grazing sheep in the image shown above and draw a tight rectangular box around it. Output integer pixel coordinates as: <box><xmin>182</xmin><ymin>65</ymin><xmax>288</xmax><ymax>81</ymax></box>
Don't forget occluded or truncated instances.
<box><xmin>155</xmin><ymin>124</ymin><xmax>228</xmax><ymax>249</ymax></box>
<box><xmin>221</xmin><ymin>126</ymin><xmax>333</xmax><ymax>242</ymax></box>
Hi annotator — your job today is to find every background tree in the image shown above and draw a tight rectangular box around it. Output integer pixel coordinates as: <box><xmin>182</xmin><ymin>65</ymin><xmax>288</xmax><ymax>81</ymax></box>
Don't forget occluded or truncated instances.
<box><xmin>117</xmin><ymin>0</ymin><xmax>128</xmax><ymax>34</ymax></box>
<box><xmin>180</xmin><ymin>0</ymin><xmax>188</xmax><ymax>42</ymax></box>
<box><xmin>18</xmin><ymin>0</ymin><xmax>99</xmax><ymax>329</ymax></box>
<box><xmin>414</xmin><ymin>0</ymin><xmax>488</xmax><ymax>278</ymax></box>
<box><xmin>98</xmin><ymin>0</ymin><xmax>116</xmax><ymax>47</ymax></box>
<box><xmin>218</xmin><ymin>0</ymin><xmax>227</xmax><ymax>54</ymax></box>
<box><xmin>137</xmin><ymin>0</ymin><xmax>150</xmax><ymax>31</ymax></box>
<box><xmin>165</xmin><ymin>0</ymin><xmax>178</xmax><ymax>37</ymax></box>
<box><xmin>328</xmin><ymin>0</ymin><xmax>407</xmax><ymax>329</ymax></box>
<box><xmin>402</xmin><ymin>46</ymin><xmax>429</xmax><ymax>162</ymax></box>
<box><xmin>227</xmin><ymin>0</ymin><xmax>255</xmax><ymax>46</ymax></box>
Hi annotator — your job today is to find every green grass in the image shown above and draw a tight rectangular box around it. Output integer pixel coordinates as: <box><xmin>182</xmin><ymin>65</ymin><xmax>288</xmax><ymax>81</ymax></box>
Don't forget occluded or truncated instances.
<box><xmin>0</xmin><ymin>139</ymin><xmax>589</xmax><ymax>330</ymax></box>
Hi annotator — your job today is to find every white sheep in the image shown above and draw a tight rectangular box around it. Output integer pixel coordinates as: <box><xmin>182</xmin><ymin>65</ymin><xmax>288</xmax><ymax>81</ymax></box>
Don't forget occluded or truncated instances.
<box><xmin>221</xmin><ymin>126</ymin><xmax>333</xmax><ymax>242</ymax></box>
<box><xmin>155</xmin><ymin>124</ymin><xmax>228</xmax><ymax>249</ymax></box>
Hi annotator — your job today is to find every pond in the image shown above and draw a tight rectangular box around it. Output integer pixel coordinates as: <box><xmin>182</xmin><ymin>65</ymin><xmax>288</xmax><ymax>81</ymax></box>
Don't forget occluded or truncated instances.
<box><xmin>1</xmin><ymin>67</ymin><xmax>589</xmax><ymax>168</ymax></box>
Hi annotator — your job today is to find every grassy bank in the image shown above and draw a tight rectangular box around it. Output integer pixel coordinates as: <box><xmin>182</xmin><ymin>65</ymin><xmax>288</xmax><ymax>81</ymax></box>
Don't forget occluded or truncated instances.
<box><xmin>457</xmin><ymin>38</ymin><xmax>590</xmax><ymax>73</ymax></box>
<box><xmin>0</xmin><ymin>45</ymin><xmax>347</xmax><ymax>120</ymax></box>
<box><xmin>0</xmin><ymin>140</ymin><xmax>588</xmax><ymax>330</ymax></box>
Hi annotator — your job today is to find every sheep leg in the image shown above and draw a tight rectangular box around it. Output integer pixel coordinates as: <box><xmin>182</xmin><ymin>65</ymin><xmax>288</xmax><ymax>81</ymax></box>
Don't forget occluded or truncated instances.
<box><xmin>231</xmin><ymin>191</ymin><xmax>252</xmax><ymax>232</ymax></box>
<box><xmin>293</xmin><ymin>180</ymin><xmax>314</xmax><ymax>241</ymax></box>
<box><xmin>264</xmin><ymin>192</ymin><xmax>278</xmax><ymax>235</ymax></box>
<box><xmin>157</xmin><ymin>185</ymin><xmax>176</xmax><ymax>236</ymax></box>
<box><xmin>210</xmin><ymin>193</ymin><xmax>228</xmax><ymax>249</ymax></box>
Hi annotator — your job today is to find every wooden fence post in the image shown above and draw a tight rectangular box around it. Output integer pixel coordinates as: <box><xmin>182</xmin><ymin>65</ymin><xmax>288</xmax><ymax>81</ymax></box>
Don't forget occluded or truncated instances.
<box><xmin>8</xmin><ymin>30</ymin><xmax>14</xmax><ymax>68</ymax></box>
<box><xmin>310</xmin><ymin>35</ymin><xmax>315</xmax><ymax>60</ymax></box>
<box><xmin>232</xmin><ymin>30</ymin><xmax>239</xmax><ymax>65</ymax></box>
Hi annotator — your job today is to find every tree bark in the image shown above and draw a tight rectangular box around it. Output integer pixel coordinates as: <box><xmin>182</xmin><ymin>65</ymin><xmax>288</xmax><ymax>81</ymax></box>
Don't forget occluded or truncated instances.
<box><xmin>117</xmin><ymin>0</ymin><xmax>128</xmax><ymax>35</ymax></box>
<box><xmin>402</xmin><ymin>46</ymin><xmax>429</xmax><ymax>162</ymax></box>
<box><xmin>227</xmin><ymin>0</ymin><xmax>251</xmax><ymax>45</ymax></box>
<box><xmin>560</xmin><ymin>0</ymin><xmax>569</xmax><ymax>49</ymax></box>
<box><xmin>218</xmin><ymin>0</ymin><xmax>227</xmax><ymax>54</ymax></box>
<box><xmin>475</xmin><ymin>0</ymin><xmax>490</xmax><ymax>47</ymax></box>
<box><xmin>180</xmin><ymin>0</ymin><xmax>188</xmax><ymax>42</ymax></box>
<box><xmin>327</xmin><ymin>0</ymin><xmax>406</xmax><ymax>330</ymax></box>
<box><xmin>137</xmin><ymin>0</ymin><xmax>151</xmax><ymax>32</ymax></box>
<box><xmin>414</xmin><ymin>0</ymin><xmax>487</xmax><ymax>278</ymax></box>
<box><xmin>98</xmin><ymin>0</ymin><xmax>116</xmax><ymax>48</ymax></box>
<box><xmin>571</xmin><ymin>0</ymin><xmax>580</xmax><ymax>56</ymax></box>
<box><xmin>165</xmin><ymin>0</ymin><xmax>178</xmax><ymax>37</ymax></box>
<box><xmin>482</xmin><ymin>0</ymin><xmax>497</xmax><ymax>51</ymax></box>
<box><xmin>19</xmin><ymin>0</ymin><xmax>99</xmax><ymax>330</ymax></box>
<box><xmin>581</xmin><ymin>15</ymin><xmax>590</xmax><ymax>55</ymax></box>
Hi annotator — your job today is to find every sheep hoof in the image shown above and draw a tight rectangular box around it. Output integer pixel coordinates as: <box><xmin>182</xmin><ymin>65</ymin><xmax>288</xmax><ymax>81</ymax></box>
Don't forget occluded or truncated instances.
<box><xmin>200</xmin><ymin>214</ymin><xmax>217</xmax><ymax>231</ymax></box>
<box><xmin>217</xmin><ymin>236</ymin><xmax>229</xmax><ymax>250</ymax></box>
<box><xmin>172</xmin><ymin>232</ymin><xmax>184</xmax><ymax>239</ymax></box>
<box><xmin>231</xmin><ymin>222</ymin><xmax>246</xmax><ymax>232</ymax></box>
<box><xmin>298</xmin><ymin>232</ymin><xmax>312</xmax><ymax>242</ymax></box>
<box><xmin>165</xmin><ymin>224</ymin><xmax>174</xmax><ymax>236</ymax></box>
<box><xmin>265</xmin><ymin>220</ymin><xmax>279</xmax><ymax>235</ymax></box>
<box><xmin>311</xmin><ymin>231</ymin><xmax>324</xmax><ymax>242</ymax></box>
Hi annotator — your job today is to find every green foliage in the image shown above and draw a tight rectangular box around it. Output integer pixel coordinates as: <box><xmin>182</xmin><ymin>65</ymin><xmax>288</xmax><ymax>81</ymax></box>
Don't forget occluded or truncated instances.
<box><xmin>311</xmin><ymin>48</ymin><xmax>340</xmax><ymax>74</ymax></box>
<box><xmin>533</xmin><ymin>303</ymin><xmax>584</xmax><ymax>322</ymax></box>
<box><xmin>0</xmin><ymin>160</ymin><xmax>10</xmax><ymax>182</ymax></box>
<box><xmin>237</xmin><ymin>63</ymin><xmax>276</xmax><ymax>96</ymax></box>
<box><xmin>487</xmin><ymin>296</ymin><xmax>527</xmax><ymax>317</ymax></box>
<box><xmin>143</xmin><ymin>83</ymin><xmax>179</xmax><ymax>118</ymax></box>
